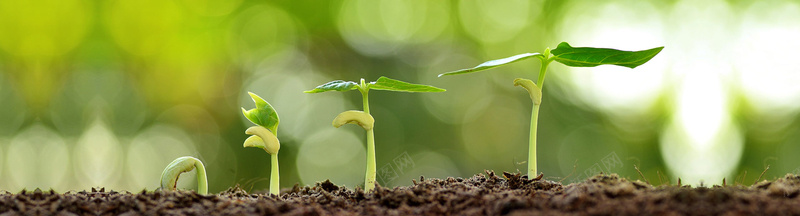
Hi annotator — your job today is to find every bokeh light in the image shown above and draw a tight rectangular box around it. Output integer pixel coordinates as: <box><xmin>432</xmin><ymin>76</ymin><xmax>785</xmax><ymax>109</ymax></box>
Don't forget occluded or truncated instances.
<box><xmin>0</xmin><ymin>0</ymin><xmax>90</xmax><ymax>58</ymax></box>
<box><xmin>458</xmin><ymin>0</ymin><xmax>538</xmax><ymax>44</ymax></box>
<box><xmin>105</xmin><ymin>0</ymin><xmax>183</xmax><ymax>57</ymax></box>
<box><xmin>735</xmin><ymin>2</ymin><xmax>800</xmax><ymax>115</ymax></box>
<box><xmin>296</xmin><ymin>128</ymin><xmax>365</xmax><ymax>187</ymax></box>
<box><xmin>0</xmin><ymin>74</ymin><xmax>26</xmax><ymax>136</ymax></box>
<box><xmin>6</xmin><ymin>125</ymin><xmax>70</xmax><ymax>191</ymax></box>
<box><xmin>460</xmin><ymin>96</ymin><xmax>528</xmax><ymax>171</ymax></box>
<box><xmin>73</xmin><ymin>118</ymin><xmax>123</xmax><ymax>189</ymax></box>
<box><xmin>228</xmin><ymin>4</ymin><xmax>298</xmax><ymax>71</ymax></box>
<box><xmin>338</xmin><ymin>0</ymin><xmax>450</xmax><ymax>56</ymax></box>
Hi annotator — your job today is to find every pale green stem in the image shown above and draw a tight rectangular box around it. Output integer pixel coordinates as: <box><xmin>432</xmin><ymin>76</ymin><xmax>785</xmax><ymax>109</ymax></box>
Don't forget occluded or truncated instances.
<box><xmin>537</xmin><ymin>55</ymin><xmax>551</xmax><ymax>89</ymax></box>
<box><xmin>359</xmin><ymin>81</ymin><xmax>377</xmax><ymax>192</ymax></box>
<box><xmin>270</xmin><ymin>153</ymin><xmax>280</xmax><ymax>195</ymax></box>
<box><xmin>528</xmin><ymin>58</ymin><xmax>551</xmax><ymax>178</ymax></box>
<box><xmin>365</xmin><ymin>128</ymin><xmax>376</xmax><ymax>191</ymax></box>
<box><xmin>529</xmin><ymin>104</ymin><xmax>540</xmax><ymax>178</ymax></box>
<box><xmin>195</xmin><ymin>161</ymin><xmax>208</xmax><ymax>195</ymax></box>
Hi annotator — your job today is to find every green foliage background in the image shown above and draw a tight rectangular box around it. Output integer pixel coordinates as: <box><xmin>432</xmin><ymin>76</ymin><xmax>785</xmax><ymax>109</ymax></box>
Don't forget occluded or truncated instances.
<box><xmin>0</xmin><ymin>0</ymin><xmax>798</xmax><ymax>192</ymax></box>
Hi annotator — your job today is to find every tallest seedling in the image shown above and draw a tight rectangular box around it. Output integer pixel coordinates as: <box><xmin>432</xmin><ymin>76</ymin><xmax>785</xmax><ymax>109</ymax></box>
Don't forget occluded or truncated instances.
<box><xmin>440</xmin><ymin>42</ymin><xmax>663</xmax><ymax>178</ymax></box>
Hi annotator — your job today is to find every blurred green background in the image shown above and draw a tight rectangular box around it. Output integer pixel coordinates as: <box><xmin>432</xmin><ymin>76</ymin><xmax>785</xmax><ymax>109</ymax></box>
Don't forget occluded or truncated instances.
<box><xmin>2</xmin><ymin>0</ymin><xmax>800</xmax><ymax>193</ymax></box>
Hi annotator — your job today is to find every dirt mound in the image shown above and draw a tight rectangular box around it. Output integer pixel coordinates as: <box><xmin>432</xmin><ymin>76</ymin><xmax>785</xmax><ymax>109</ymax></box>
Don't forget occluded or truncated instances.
<box><xmin>2</xmin><ymin>172</ymin><xmax>800</xmax><ymax>215</ymax></box>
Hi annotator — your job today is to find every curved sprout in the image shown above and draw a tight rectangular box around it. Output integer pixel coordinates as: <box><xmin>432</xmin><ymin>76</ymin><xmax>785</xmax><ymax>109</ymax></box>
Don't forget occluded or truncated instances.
<box><xmin>160</xmin><ymin>156</ymin><xmax>208</xmax><ymax>195</ymax></box>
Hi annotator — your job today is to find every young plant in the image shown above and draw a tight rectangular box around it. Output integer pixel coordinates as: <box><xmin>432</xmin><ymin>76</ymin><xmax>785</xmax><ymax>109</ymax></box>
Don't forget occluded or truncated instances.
<box><xmin>241</xmin><ymin>92</ymin><xmax>282</xmax><ymax>195</ymax></box>
<box><xmin>305</xmin><ymin>76</ymin><xmax>445</xmax><ymax>191</ymax></box>
<box><xmin>160</xmin><ymin>156</ymin><xmax>208</xmax><ymax>195</ymax></box>
<box><xmin>439</xmin><ymin>42</ymin><xmax>663</xmax><ymax>178</ymax></box>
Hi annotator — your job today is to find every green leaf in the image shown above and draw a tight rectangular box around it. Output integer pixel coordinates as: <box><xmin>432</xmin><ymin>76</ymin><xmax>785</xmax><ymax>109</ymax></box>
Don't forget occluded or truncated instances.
<box><xmin>304</xmin><ymin>80</ymin><xmax>359</xmax><ymax>93</ymax></box>
<box><xmin>369</xmin><ymin>76</ymin><xmax>445</xmax><ymax>92</ymax></box>
<box><xmin>241</xmin><ymin>92</ymin><xmax>280</xmax><ymax>135</ymax></box>
<box><xmin>438</xmin><ymin>53</ymin><xmax>543</xmax><ymax>77</ymax></box>
<box><xmin>551</xmin><ymin>42</ymin><xmax>663</xmax><ymax>68</ymax></box>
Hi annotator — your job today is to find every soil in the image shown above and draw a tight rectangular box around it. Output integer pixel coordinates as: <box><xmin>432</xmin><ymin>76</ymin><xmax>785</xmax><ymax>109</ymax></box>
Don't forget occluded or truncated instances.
<box><xmin>2</xmin><ymin>171</ymin><xmax>800</xmax><ymax>215</ymax></box>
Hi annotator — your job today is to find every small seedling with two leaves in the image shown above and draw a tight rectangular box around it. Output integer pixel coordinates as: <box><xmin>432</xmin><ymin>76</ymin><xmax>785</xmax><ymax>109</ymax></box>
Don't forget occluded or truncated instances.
<box><xmin>440</xmin><ymin>42</ymin><xmax>663</xmax><ymax>178</ymax></box>
<box><xmin>241</xmin><ymin>92</ymin><xmax>282</xmax><ymax>195</ymax></box>
<box><xmin>305</xmin><ymin>76</ymin><xmax>445</xmax><ymax>192</ymax></box>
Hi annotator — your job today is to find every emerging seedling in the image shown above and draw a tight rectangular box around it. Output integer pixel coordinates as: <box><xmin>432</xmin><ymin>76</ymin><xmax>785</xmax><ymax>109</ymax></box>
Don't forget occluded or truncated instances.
<box><xmin>160</xmin><ymin>156</ymin><xmax>208</xmax><ymax>195</ymax></box>
<box><xmin>241</xmin><ymin>92</ymin><xmax>282</xmax><ymax>195</ymax></box>
<box><xmin>440</xmin><ymin>42</ymin><xmax>663</xmax><ymax>178</ymax></box>
<box><xmin>305</xmin><ymin>76</ymin><xmax>444</xmax><ymax>191</ymax></box>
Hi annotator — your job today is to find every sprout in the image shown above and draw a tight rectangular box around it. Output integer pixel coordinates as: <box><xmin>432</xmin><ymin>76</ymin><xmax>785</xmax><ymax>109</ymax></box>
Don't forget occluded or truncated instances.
<box><xmin>241</xmin><ymin>92</ymin><xmax>282</xmax><ymax>195</ymax></box>
<box><xmin>440</xmin><ymin>42</ymin><xmax>663</xmax><ymax>178</ymax></box>
<box><xmin>305</xmin><ymin>76</ymin><xmax>444</xmax><ymax>191</ymax></box>
<box><xmin>160</xmin><ymin>156</ymin><xmax>208</xmax><ymax>195</ymax></box>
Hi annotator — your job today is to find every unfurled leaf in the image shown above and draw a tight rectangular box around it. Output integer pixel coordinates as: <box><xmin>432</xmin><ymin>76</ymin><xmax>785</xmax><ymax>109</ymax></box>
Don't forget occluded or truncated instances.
<box><xmin>438</xmin><ymin>53</ymin><xmax>543</xmax><ymax>77</ymax></box>
<box><xmin>370</xmin><ymin>76</ymin><xmax>445</xmax><ymax>92</ymax></box>
<box><xmin>304</xmin><ymin>80</ymin><xmax>359</xmax><ymax>93</ymax></box>
<box><xmin>241</xmin><ymin>92</ymin><xmax>280</xmax><ymax>135</ymax></box>
<box><xmin>551</xmin><ymin>42</ymin><xmax>663</xmax><ymax>68</ymax></box>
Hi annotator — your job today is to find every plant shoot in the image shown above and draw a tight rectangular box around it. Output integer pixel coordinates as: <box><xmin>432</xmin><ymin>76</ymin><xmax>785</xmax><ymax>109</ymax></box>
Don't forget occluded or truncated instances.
<box><xmin>305</xmin><ymin>76</ymin><xmax>444</xmax><ymax>191</ymax></box>
<box><xmin>439</xmin><ymin>42</ymin><xmax>663</xmax><ymax>178</ymax></box>
<box><xmin>160</xmin><ymin>156</ymin><xmax>208</xmax><ymax>195</ymax></box>
<box><xmin>241</xmin><ymin>92</ymin><xmax>282</xmax><ymax>195</ymax></box>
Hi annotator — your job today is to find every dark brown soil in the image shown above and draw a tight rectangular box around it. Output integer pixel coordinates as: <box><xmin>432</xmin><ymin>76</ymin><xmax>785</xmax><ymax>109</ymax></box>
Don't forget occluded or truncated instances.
<box><xmin>2</xmin><ymin>171</ymin><xmax>800</xmax><ymax>215</ymax></box>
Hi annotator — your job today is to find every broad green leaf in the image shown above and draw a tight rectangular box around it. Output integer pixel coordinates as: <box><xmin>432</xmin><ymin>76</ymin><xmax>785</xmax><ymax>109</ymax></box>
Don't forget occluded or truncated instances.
<box><xmin>304</xmin><ymin>80</ymin><xmax>359</xmax><ymax>93</ymax></box>
<box><xmin>369</xmin><ymin>76</ymin><xmax>445</xmax><ymax>92</ymax></box>
<box><xmin>241</xmin><ymin>92</ymin><xmax>280</xmax><ymax>135</ymax></box>
<box><xmin>438</xmin><ymin>53</ymin><xmax>543</xmax><ymax>77</ymax></box>
<box><xmin>551</xmin><ymin>42</ymin><xmax>663</xmax><ymax>68</ymax></box>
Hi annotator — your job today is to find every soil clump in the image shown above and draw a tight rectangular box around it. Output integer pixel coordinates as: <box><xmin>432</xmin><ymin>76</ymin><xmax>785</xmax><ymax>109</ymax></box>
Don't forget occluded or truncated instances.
<box><xmin>2</xmin><ymin>171</ymin><xmax>800</xmax><ymax>215</ymax></box>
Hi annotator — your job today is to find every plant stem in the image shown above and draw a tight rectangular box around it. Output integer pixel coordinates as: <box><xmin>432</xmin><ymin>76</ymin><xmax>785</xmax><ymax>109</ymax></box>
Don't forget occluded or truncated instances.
<box><xmin>529</xmin><ymin>104</ymin><xmax>540</xmax><ymax>178</ymax></box>
<box><xmin>360</xmin><ymin>84</ymin><xmax>377</xmax><ymax>192</ymax></box>
<box><xmin>528</xmin><ymin>57</ymin><xmax>551</xmax><ymax>178</ymax></box>
<box><xmin>537</xmin><ymin>52</ymin><xmax>551</xmax><ymax>89</ymax></box>
<box><xmin>365</xmin><ymin>128</ymin><xmax>376</xmax><ymax>191</ymax></box>
<box><xmin>269</xmin><ymin>153</ymin><xmax>280</xmax><ymax>195</ymax></box>
<box><xmin>195</xmin><ymin>159</ymin><xmax>208</xmax><ymax>195</ymax></box>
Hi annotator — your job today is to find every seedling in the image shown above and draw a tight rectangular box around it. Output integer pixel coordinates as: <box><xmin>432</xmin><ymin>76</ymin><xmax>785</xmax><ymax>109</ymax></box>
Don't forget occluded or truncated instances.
<box><xmin>305</xmin><ymin>76</ymin><xmax>445</xmax><ymax>191</ymax></box>
<box><xmin>440</xmin><ymin>42</ymin><xmax>663</xmax><ymax>178</ymax></box>
<box><xmin>160</xmin><ymin>156</ymin><xmax>208</xmax><ymax>195</ymax></box>
<box><xmin>241</xmin><ymin>92</ymin><xmax>282</xmax><ymax>195</ymax></box>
